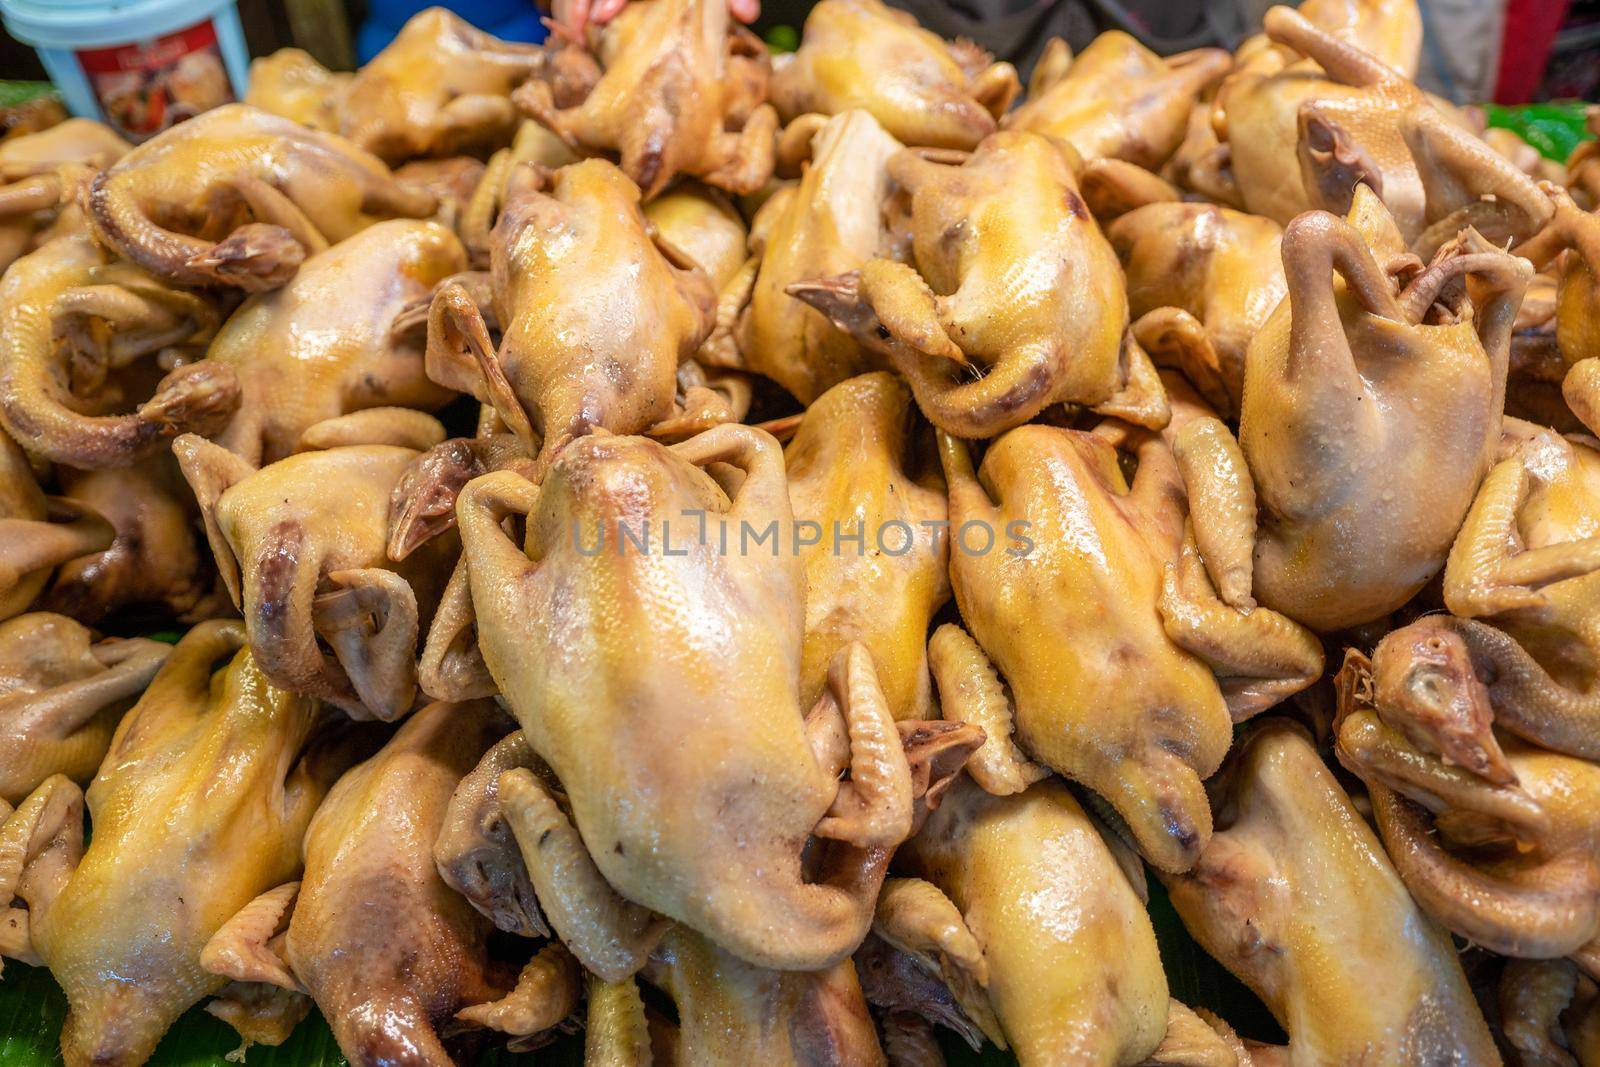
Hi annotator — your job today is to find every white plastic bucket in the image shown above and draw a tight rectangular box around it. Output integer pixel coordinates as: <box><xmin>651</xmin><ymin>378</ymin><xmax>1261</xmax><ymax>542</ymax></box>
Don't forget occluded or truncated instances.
<box><xmin>0</xmin><ymin>0</ymin><xmax>248</xmax><ymax>141</ymax></box>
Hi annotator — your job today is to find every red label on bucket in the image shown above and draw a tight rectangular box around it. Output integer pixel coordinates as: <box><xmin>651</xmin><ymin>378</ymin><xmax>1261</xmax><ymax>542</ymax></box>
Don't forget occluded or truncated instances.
<box><xmin>76</xmin><ymin>19</ymin><xmax>234</xmax><ymax>141</ymax></box>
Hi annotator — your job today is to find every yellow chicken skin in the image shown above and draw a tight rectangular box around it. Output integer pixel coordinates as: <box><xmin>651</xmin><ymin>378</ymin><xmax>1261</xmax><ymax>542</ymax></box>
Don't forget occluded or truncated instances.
<box><xmin>1393</xmin><ymin>118</ymin><xmax>1600</xmax><ymax>440</ymax></box>
<box><xmin>639</xmin><ymin>182</ymin><xmax>760</xmax><ymax>436</ymax></box>
<box><xmin>1518</xmin><ymin>189</ymin><xmax>1600</xmax><ymax>439</ymax></box>
<box><xmin>1496</xmin><ymin>958</ymin><xmax>1600</xmax><ymax>1067</ymax></box>
<box><xmin>426</xmin><ymin>160</ymin><xmax>715</xmax><ymax>474</ymax></box>
<box><xmin>930</xmin><ymin>421</ymin><xmax>1319</xmax><ymax>873</ymax></box>
<box><xmin>1239</xmin><ymin>188</ymin><xmax>1530</xmax><ymax>631</ymax></box>
<box><xmin>873</xmin><ymin>776</ymin><xmax>1170</xmax><ymax>1066</ymax></box>
<box><xmin>459</xmin><ymin>120</ymin><xmax>579</xmax><ymax>265</ymax></box>
<box><xmin>433</xmin><ymin>721</ymin><xmax>975</xmax><ymax>1053</ymax></box>
<box><xmin>1214</xmin><ymin>6</ymin><xmax>1441</xmax><ymax>240</ymax></box>
<box><xmin>735</xmin><ymin>109</ymin><xmax>902</xmax><ymax>404</ymax></box>
<box><xmin>207</xmin><ymin>219</ymin><xmax>464</xmax><ymax>465</ymax></box>
<box><xmin>644</xmin><ymin>182</ymin><xmax>749</xmax><ymax>295</ymax></box>
<box><xmin>517</xmin><ymin>0</ymin><xmax>777</xmax><ymax>200</ymax></box>
<box><xmin>585</xmin><ymin>926</ymin><xmax>886</xmax><ymax>1065</ymax></box>
<box><xmin>769</xmin><ymin>0</ymin><xmax>1018</xmax><ymax>152</ymax></box>
<box><xmin>792</xmin><ymin>131</ymin><xmax>1167</xmax><ymax>439</ymax></box>
<box><xmin>1571</xmin><ymin>109</ymin><xmax>1600</xmax><ymax>209</ymax></box>
<box><xmin>0</xmin><ymin>119</ymin><xmax>129</xmax><ymax>275</ymax></box>
<box><xmin>1441</xmin><ymin>420</ymin><xmax>1600</xmax><ymax>755</ymax></box>
<box><xmin>0</xmin><ymin>613</ymin><xmax>166</xmax><ymax>804</ymax></box>
<box><xmin>1397</xmin><ymin>106</ymin><xmax>1558</xmax><ymax>257</ymax></box>
<box><xmin>338</xmin><ymin>8</ymin><xmax>542</xmax><ymax>164</ymax></box>
<box><xmin>0</xmin><ymin>232</ymin><xmax>237</xmax><ymax>469</ymax></box>
<box><xmin>786</xmin><ymin>372</ymin><xmax>948</xmax><ymax>721</ymax></box>
<box><xmin>397</xmin><ymin>158</ymin><xmax>491</xmax><ymax>245</ymax></box>
<box><xmin>1164</xmin><ymin>101</ymin><xmax>1246</xmax><ymax>210</ymax></box>
<box><xmin>0</xmin><ymin>429</ymin><xmax>112</xmax><ymax>621</ymax></box>
<box><xmin>0</xmin><ymin>96</ymin><xmax>66</xmax><ymax>141</ymax></box>
<box><xmin>1005</xmin><ymin>33</ymin><xmax>1229</xmax><ymax>170</ymax></box>
<box><xmin>0</xmin><ymin>622</ymin><xmax>364</xmax><ymax>1067</ymax></box>
<box><xmin>1226</xmin><ymin>0</ymin><xmax>1424</xmax><ymax>141</ymax></box>
<box><xmin>0</xmin><ymin>119</ymin><xmax>128</xmax><ymax>188</ymax></box>
<box><xmin>175</xmin><ymin>418</ymin><xmax>454</xmax><ymax>722</ymax></box>
<box><xmin>46</xmin><ymin>456</ymin><xmax>221</xmax><ymax>625</ymax></box>
<box><xmin>1108</xmin><ymin>202</ymin><xmax>1287</xmax><ymax>414</ymax></box>
<box><xmin>1244</xmin><ymin>0</ymin><xmax>1423</xmax><ymax>78</ymax></box>
<box><xmin>645</xmin><ymin>181</ymin><xmax>751</xmax><ymax>364</ymax></box>
<box><xmin>1162</xmin><ymin>720</ymin><xmax>1499</xmax><ymax>1066</ymax></box>
<box><xmin>1135</xmin><ymin>1001</ymin><xmax>1263</xmax><ymax>1067</ymax></box>
<box><xmin>243</xmin><ymin>49</ymin><xmax>352</xmax><ymax>133</ymax></box>
<box><xmin>1339</xmin><ymin>702</ymin><xmax>1600</xmax><ymax>966</ymax></box>
<box><xmin>85</xmin><ymin>104</ymin><xmax>436</xmax><ymax>292</ymax></box>
<box><xmin>202</xmin><ymin>699</ymin><xmax>523</xmax><ymax>1065</ymax></box>
<box><xmin>453</xmin><ymin>425</ymin><xmax>921</xmax><ymax>972</ymax></box>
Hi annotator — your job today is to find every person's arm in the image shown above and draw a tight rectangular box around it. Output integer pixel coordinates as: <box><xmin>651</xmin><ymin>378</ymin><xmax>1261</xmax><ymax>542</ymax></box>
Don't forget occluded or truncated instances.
<box><xmin>550</xmin><ymin>0</ymin><xmax>758</xmax><ymax>41</ymax></box>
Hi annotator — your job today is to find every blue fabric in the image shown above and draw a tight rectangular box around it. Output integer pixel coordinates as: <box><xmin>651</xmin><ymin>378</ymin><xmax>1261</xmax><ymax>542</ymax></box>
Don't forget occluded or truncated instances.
<box><xmin>357</xmin><ymin>1</ymin><xmax>547</xmax><ymax>62</ymax></box>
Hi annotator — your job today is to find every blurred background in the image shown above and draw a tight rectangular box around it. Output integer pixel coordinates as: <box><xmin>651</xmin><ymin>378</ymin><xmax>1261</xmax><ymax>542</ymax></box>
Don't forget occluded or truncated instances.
<box><xmin>1</xmin><ymin>0</ymin><xmax>1596</xmax><ymax>104</ymax></box>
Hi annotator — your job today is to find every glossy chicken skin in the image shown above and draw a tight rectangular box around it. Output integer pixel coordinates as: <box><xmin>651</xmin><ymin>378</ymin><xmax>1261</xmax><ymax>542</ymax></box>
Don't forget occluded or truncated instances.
<box><xmin>0</xmin><ymin>622</ymin><xmax>359</xmax><ymax>1067</ymax></box>
<box><xmin>1241</xmin><ymin>189</ymin><xmax>1529</xmax><ymax>631</ymax></box>
<box><xmin>0</xmin><ymin>119</ymin><xmax>128</xmax><ymax>186</ymax></box>
<box><xmin>0</xmin><ymin>232</ymin><xmax>238</xmax><ymax>469</ymax></box>
<box><xmin>1571</xmin><ymin>108</ymin><xmax>1600</xmax><ymax>208</ymax></box>
<box><xmin>881</xmin><ymin>776</ymin><xmax>1169</xmax><ymax>1066</ymax></box>
<box><xmin>1163</xmin><ymin>720</ymin><xmax>1499</xmax><ymax>1065</ymax></box>
<box><xmin>85</xmin><ymin>104</ymin><xmax>435</xmax><ymax>292</ymax></box>
<box><xmin>786</xmin><ymin>373</ymin><xmax>948</xmax><ymax>720</ymax></box>
<box><xmin>427</xmin><ymin>160</ymin><xmax>714</xmax><ymax>473</ymax></box>
<box><xmin>1265</xmin><ymin>0</ymin><xmax>1422</xmax><ymax>77</ymax></box>
<box><xmin>1109</xmin><ymin>202</ymin><xmax>1287</xmax><ymax>414</ymax></box>
<box><xmin>454</xmin><ymin>425</ymin><xmax>918</xmax><ymax>971</ymax></box>
<box><xmin>1164</xmin><ymin>100</ymin><xmax>1245</xmax><ymax>210</ymax></box>
<box><xmin>644</xmin><ymin>181</ymin><xmax>750</xmax><ymax>365</ymax></box>
<box><xmin>44</xmin><ymin>456</ymin><xmax>219</xmax><ymax>622</ymax></box>
<box><xmin>518</xmin><ymin>0</ymin><xmax>776</xmax><ymax>200</ymax></box>
<box><xmin>1496</xmin><ymin>958</ymin><xmax>1600</xmax><ymax>1067</ymax></box>
<box><xmin>586</xmin><ymin>926</ymin><xmax>886</xmax><ymax>1065</ymax></box>
<box><xmin>1006</xmin><ymin>33</ymin><xmax>1229</xmax><ymax>169</ymax></box>
<box><xmin>202</xmin><ymin>699</ymin><xmax>517</xmax><ymax>1065</ymax></box>
<box><xmin>1386</xmin><ymin>106</ymin><xmax>1592</xmax><ymax>385</ymax></box>
<box><xmin>793</xmin><ymin>131</ymin><xmax>1166</xmax><ymax>438</ymax></box>
<box><xmin>175</xmin><ymin>421</ymin><xmax>452</xmax><ymax>721</ymax></box>
<box><xmin>644</xmin><ymin>182</ymin><xmax>748</xmax><ymax>295</ymax></box>
<box><xmin>460</xmin><ymin>120</ymin><xmax>578</xmax><ymax>265</ymax></box>
<box><xmin>0</xmin><ymin>613</ymin><xmax>166</xmax><ymax>803</ymax></box>
<box><xmin>1443</xmin><ymin>421</ymin><xmax>1600</xmax><ymax>746</ymax></box>
<box><xmin>0</xmin><ymin>430</ymin><xmax>112</xmax><ymax>621</ymax></box>
<box><xmin>636</xmin><ymin>183</ymin><xmax>759</xmax><ymax>435</ymax></box>
<box><xmin>208</xmin><ymin>219</ymin><xmax>463</xmax><ymax>465</ymax></box>
<box><xmin>769</xmin><ymin>0</ymin><xmax>1018</xmax><ymax>152</ymax></box>
<box><xmin>339</xmin><ymin>8</ymin><xmax>540</xmax><ymax>163</ymax></box>
<box><xmin>388</xmin><ymin>156</ymin><xmax>487</xmax><ymax>236</ymax></box>
<box><xmin>736</xmin><ymin>109</ymin><xmax>901</xmax><ymax>404</ymax></box>
<box><xmin>1517</xmin><ymin>188</ymin><xmax>1600</xmax><ymax>439</ymax></box>
<box><xmin>243</xmin><ymin>49</ymin><xmax>352</xmax><ymax>133</ymax></box>
<box><xmin>932</xmin><ymin>420</ymin><xmax>1319</xmax><ymax>873</ymax></box>
<box><xmin>1216</xmin><ymin>6</ymin><xmax>1436</xmax><ymax>238</ymax></box>
<box><xmin>1395</xmin><ymin>107</ymin><xmax>1560</xmax><ymax>257</ymax></box>
<box><xmin>1338</xmin><ymin>692</ymin><xmax>1600</xmax><ymax>963</ymax></box>
<box><xmin>0</xmin><ymin>96</ymin><xmax>66</xmax><ymax>141</ymax></box>
<box><xmin>0</xmin><ymin>119</ymin><xmax>129</xmax><ymax>273</ymax></box>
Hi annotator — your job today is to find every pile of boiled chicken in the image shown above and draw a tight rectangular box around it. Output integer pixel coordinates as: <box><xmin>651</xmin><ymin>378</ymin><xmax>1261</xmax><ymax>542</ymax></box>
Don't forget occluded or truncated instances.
<box><xmin>2</xmin><ymin>0</ymin><xmax>1599</xmax><ymax>1063</ymax></box>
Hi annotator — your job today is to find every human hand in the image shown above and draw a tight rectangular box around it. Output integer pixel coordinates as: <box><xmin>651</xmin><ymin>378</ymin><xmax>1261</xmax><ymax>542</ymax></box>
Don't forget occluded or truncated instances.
<box><xmin>549</xmin><ymin>0</ymin><xmax>758</xmax><ymax>41</ymax></box>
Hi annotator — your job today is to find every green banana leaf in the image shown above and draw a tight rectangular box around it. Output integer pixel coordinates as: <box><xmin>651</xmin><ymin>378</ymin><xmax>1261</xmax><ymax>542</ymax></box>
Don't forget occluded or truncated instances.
<box><xmin>1484</xmin><ymin>101</ymin><xmax>1596</xmax><ymax>163</ymax></box>
<box><xmin>0</xmin><ymin>83</ymin><xmax>55</xmax><ymax>110</ymax></box>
